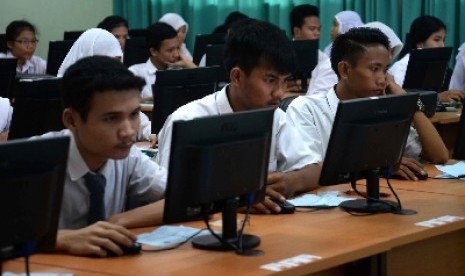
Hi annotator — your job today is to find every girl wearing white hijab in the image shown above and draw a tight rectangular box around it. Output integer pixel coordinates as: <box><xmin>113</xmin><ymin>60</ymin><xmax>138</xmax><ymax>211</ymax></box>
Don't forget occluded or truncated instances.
<box><xmin>57</xmin><ymin>28</ymin><xmax>154</xmax><ymax>143</ymax></box>
<box><xmin>323</xmin><ymin>11</ymin><xmax>364</xmax><ymax>56</ymax></box>
<box><xmin>57</xmin><ymin>28</ymin><xmax>123</xmax><ymax>77</ymax></box>
<box><xmin>158</xmin><ymin>13</ymin><xmax>193</xmax><ymax>61</ymax></box>
<box><xmin>364</xmin><ymin>21</ymin><xmax>403</xmax><ymax>59</ymax></box>
<box><xmin>0</xmin><ymin>97</ymin><xmax>12</xmax><ymax>141</ymax></box>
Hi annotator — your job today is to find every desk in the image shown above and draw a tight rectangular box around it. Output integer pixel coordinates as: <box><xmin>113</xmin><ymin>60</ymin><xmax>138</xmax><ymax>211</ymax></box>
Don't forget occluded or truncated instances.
<box><xmin>430</xmin><ymin>109</ymin><xmax>462</xmax><ymax>157</ymax></box>
<box><xmin>4</xmin><ymin>178</ymin><xmax>465</xmax><ymax>275</ymax></box>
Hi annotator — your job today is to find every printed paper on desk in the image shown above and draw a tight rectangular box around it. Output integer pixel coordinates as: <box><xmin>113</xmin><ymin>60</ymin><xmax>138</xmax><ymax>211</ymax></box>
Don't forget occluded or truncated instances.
<box><xmin>288</xmin><ymin>191</ymin><xmax>352</xmax><ymax>207</ymax></box>
<box><xmin>137</xmin><ymin>225</ymin><xmax>207</xmax><ymax>249</ymax></box>
<box><xmin>436</xmin><ymin>162</ymin><xmax>465</xmax><ymax>178</ymax></box>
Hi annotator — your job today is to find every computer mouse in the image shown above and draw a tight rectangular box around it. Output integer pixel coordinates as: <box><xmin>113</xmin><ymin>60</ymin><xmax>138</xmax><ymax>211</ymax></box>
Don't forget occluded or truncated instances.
<box><xmin>414</xmin><ymin>171</ymin><xmax>428</xmax><ymax>180</ymax></box>
<box><xmin>107</xmin><ymin>242</ymin><xmax>142</xmax><ymax>256</ymax></box>
<box><xmin>270</xmin><ymin>198</ymin><xmax>295</xmax><ymax>214</ymax></box>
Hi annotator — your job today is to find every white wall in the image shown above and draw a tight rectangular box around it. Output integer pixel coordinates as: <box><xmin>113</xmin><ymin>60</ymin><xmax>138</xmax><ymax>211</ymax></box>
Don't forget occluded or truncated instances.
<box><xmin>0</xmin><ymin>0</ymin><xmax>113</xmax><ymax>58</ymax></box>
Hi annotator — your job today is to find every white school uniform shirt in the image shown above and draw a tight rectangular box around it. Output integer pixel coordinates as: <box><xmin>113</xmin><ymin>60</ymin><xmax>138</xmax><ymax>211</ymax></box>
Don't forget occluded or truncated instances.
<box><xmin>0</xmin><ymin>52</ymin><xmax>46</xmax><ymax>74</ymax></box>
<box><xmin>0</xmin><ymin>97</ymin><xmax>12</xmax><ymax>132</ymax></box>
<box><xmin>129</xmin><ymin>59</ymin><xmax>158</xmax><ymax>99</ymax></box>
<box><xmin>388</xmin><ymin>53</ymin><xmax>410</xmax><ymax>87</ymax></box>
<box><xmin>35</xmin><ymin>129</ymin><xmax>167</xmax><ymax>229</ymax></box>
<box><xmin>306</xmin><ymin>50</ymin><xmax>338</xmax><ymax>95</ymax></box>
<box><xmin>287</xmin><ymin>87</ymin><xmax>422</xmax><ymax>161</ymax></box>
<box><xmin>155</xmin><ymin>85</ymin><xmax>320</xmax><ymax>171</ymax></box>
<box><xmin>449</xmin><ymin>43</ymin><xmax>465</xmax><ymax>90</ymax></box>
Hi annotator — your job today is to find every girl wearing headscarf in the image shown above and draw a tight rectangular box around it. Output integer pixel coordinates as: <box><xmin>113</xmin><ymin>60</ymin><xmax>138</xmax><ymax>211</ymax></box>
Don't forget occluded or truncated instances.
<box><xmin>0</xmin><ymin>97</ymin><xmax>12</xmax><ymax>141</ymax></box>
<box><xmin>323</xmin><ymin>11</ymin><xmax>364</xmax><ymax>56</ymax></box>
<box><xmin>364</xmin><ymin>21</ymin><xmax>403</xmax><ymax>59</ymax></box>
<box><xmin>158</xmin><ymin>13</ymin><xmax>193</xmax><ymax>61</ymax></box>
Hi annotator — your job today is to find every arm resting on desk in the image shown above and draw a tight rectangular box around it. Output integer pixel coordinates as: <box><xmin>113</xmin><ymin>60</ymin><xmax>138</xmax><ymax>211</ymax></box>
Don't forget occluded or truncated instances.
<box><xmin>108</xmin><ymin>199</ymin><xmax>164</xmax><ymax>229</ymax></box>
<box><xmin>412</xmin><ymin>111</ymin><xmax>449</xmax><ymax>164</ymax></box>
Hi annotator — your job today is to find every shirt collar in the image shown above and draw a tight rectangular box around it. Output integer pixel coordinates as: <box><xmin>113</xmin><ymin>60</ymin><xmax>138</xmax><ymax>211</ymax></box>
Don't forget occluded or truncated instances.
<box><xmin>7</xmin><ymin>52</ymin><xmax>34</xmax><ymax>73</ymax></box>
<box><xmin>216</xmin><ymin>85</ymin><xmax>234</xmax><ymax>114</ymax></box>
<box><xmin>146</xmin><ymin>58</ymin><xmax>158</xmax><ymax>75</ymax></box>
<box><xmin>326</xmin><ymin>86</ymin><xmax>340</xmax><ymax>115</ymax></box>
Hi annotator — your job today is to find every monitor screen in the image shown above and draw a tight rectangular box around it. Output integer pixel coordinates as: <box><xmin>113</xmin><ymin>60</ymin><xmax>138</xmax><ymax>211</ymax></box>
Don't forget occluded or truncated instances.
<box><xmin>8</xmin><ymin>78</ymin><xmax>65</xmax><ymax>140</ymax></box>
<box><xmin>292</xmin><ymin>39</ymin><xmax>319</xmax><ymax>92</ymax></box>
<box><xmin>0</xmin><ymin>58</ymin><xmax>17</xmax><ymax>98</ymax></box>
<box><xmin>63</xmin><ymin>30</ymin><xmax>84</xmax><ymax>41</ymax></box>
<box><xmin>319</xmin><ymin>93</ymin><xmax>418</xmax><ymax>213</ymax></box>
<box><xmin>192</xmin><ymin>33</ymin><xmax>226</xmax><ymax>65</ymax></box>
<box><xmin>403</xmin><ymin>47</ymin><xmax>453</xmax><ymax>92</ymax></box>
<box><xmin>151</xmin><ymin>66</ymin><xmax>219</xmax><ymax>134</ymax></box>
<box><xmin>46</xmin><ymin>40</ymin><xmax>74</xmax><ymax>76</ymax></box>
<box><xmin>0</xmin><ymin>33</ymin><xmax>6</xmax><ymax>53</ymax></box>
<box><xmin>0</xmin><ymin>136</ymin><xmax>69</xmax><ymax>261</ymax></box>
<box><xmin>163</xmin><ymin>108</ymin><xmax>274</xmax><ymax>251</ymax></box>
<box><xmin>123</xmin><ymin>37</ymin><xmax>150</xmax><ymax>67</ymax></box>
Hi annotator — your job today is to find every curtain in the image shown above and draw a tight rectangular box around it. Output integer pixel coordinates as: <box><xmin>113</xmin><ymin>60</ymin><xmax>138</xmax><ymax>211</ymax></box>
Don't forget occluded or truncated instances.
<box><xmin>114</xmin><ymin>0</ymin><xmax>465</xmax><ymax>66</ymax></box>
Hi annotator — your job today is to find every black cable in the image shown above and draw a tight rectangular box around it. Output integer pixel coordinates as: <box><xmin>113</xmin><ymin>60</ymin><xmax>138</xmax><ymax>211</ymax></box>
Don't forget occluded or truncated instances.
<box><xmin>350</xmin><ymin>176</ymin><xmax>398</xmax><ymax>213</ymax></box>
<box><xmin>25</xmin><ymin>255</ymin><xmax>30</xmax><ymax>276</ymax></box>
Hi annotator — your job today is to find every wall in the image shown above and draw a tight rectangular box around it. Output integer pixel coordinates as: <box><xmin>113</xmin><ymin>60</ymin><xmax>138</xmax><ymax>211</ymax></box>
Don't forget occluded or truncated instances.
<box><xmin>0</xmin><ymin>0</ymin><xmax>113</xmax><ymax>59</ymax></box>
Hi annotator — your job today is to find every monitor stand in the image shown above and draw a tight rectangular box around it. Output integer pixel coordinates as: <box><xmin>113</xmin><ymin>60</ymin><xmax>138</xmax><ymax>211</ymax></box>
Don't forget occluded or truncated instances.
<box><xmin>192</xmin><ymin>198</ymin><xmax>261</xmax><ymax>251</ymax></box>
<box><xmin>340</xmin><ymin>170</ymin><xmax>399</xmax><ymax>213</ymax></box>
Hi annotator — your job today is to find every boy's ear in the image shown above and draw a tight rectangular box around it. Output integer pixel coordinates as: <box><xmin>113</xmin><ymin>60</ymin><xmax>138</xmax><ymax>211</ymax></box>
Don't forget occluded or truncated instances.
<box><xmin>62</xmin><ymin>108</ymin><xmax>78</xmax><ymax>131</ymax></box>
<box><xmin>337</xmin><ymin>61</ymin><xmax>351</xmax><ymax>80</ymax></box>
<box><xmin>6</xmin><ymin>41</ymin><xmax>13</xmax><ymax>50</ymax></box>
<box><xmin>229</xmin><ymin>67</ymin><xmax>242</xmax><ymax>86</ymax></box>
<box><xmin>149</xmin><ymin>47</ymin><xmax>158</xmax><ymax>57</ymax></box>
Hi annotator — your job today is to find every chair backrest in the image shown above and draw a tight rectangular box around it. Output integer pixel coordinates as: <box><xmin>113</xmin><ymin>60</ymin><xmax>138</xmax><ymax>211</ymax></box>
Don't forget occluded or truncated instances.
<box><xmin>151</xmin><ymin>66</ymin><xmax>219</xmax><ymax>134</ymax></box>
<box><xmin>192</xmin><ymin>33</ymin><xmax>225</xmax><ymax>65</ymax></box>
<box><xmin>124</xmin><ymin>37</ymin><xmax>149</xmax><ymax>67</ymax></box>
<box><xmin>0</xmin><ymin>58</ymin><xmax>17</xmax><ymax>98</ymax></box>
<box><xmin>46</xmin><ymin>40</ymin><xmax>74</xmax><ymax>76</ymax></box>
<box><xmin>453</xmin><ymin>106</ymin><xmax>465</xmax><ymax>160</ymax></box>
<box><xmin>8</xmin><ymin>78</ymin><xmax>65</xmax><ymax>140</ymax></box>
<box><xmin>279</xmin><ymin>96</ymin><xmax>299</xmax><ymax>112</ymax></box>
<box><xmin>63</xmin><ymin>30</ymin><xmax>84</xmax><ymax>41</ymax></box>
<box><xmin>0</xmin><ymin>33</ymin><xmax>6</xmax><ymax>53</ymax></box>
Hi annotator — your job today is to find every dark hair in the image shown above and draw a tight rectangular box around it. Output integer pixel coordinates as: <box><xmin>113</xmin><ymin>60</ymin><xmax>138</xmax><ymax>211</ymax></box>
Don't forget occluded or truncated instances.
<box><xmin>331</xmin><ymin>27</ymin><xmax>390</xmax><ymax>78</ymax></box>
<box><xmin>224</xmin><ymin>19</ymin><xmax>296</xmax><ymax>76</ymax></box>
<box><xmin>398</xmin><ymin>15</ymin><xmax>446</xmax><ymax>58</ymax></box>
<box><xmin>97</xmin><ymin>15</ymin><xmax>128</xmax><ymax>32</ymax></box>
<box><xmin>289</xmin><ymin>4</ymin><xmax>319</xmax><ymax>35</ymax></box>
<box><xmin>61</xmin><ymin>56</ymin><xmax>145</xmax><ymax>122</ymax></box>
<box><xmin>146</xmin><ymin>22</ymin><xmax>177</xmax><ymax>51</ymax></box>
<box><xmin>5</xmin><ymin>20</ymin><xmax>37</xmax><ymax>49</ymax></box>
<box><xmin>212</xmin><ymin>11</ymin><xmax>249</xmax><ymax>34</ymax></box>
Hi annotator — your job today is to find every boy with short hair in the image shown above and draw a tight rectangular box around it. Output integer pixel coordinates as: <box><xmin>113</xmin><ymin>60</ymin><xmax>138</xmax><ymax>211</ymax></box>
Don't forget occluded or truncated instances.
<box><xmin>156</xmin><ymin>19</ymin><xmax>322</xmax><ymax>214</ymax></box>
<box><xmin>287</xmin><ymin>27</ymin><xmax>448</xmax><ymax>180</ymax></box>
<box><xmin>39</xmin><ymin>56</ymin><xmax>167</xmax><ymax>257</ymax></box>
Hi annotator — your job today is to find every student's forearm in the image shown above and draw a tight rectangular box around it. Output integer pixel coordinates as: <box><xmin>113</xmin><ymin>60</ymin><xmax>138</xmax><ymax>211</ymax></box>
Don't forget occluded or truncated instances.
<box><xmin>412</xmin><ymin>111</ymin><xmax>449</xmax><ymax>163</ymax></box>
<box><xmin>287</xmin><ymin>163</ymin><xmax>321</xmax><ymax>197</ymax></box>
<box><xmin>108</xmin><ymin>200</ymin><xmax>165</xmax><ymax>229</ymax></box>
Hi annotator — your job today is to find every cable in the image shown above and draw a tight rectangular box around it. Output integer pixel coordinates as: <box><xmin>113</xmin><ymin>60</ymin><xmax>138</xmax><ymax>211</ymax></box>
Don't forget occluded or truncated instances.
<box><xmin>25</xmin><ymin>255</ymin><xmax>30</xmax><ymax>276</ymax></box>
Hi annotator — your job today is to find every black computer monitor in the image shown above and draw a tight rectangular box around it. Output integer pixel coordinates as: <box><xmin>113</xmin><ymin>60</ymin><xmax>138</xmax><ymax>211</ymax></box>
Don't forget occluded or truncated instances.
<box><xmin>123</xmin><ymin>37</ymin><xmax>149</xmax><ymax>67</ymax></box>
<box><xmin>8</xmin><ymin>78</ymin><xmax>64</xmax><ymax>140</ymax></box>
<box><xmin>0</xmin><ymin>33</ymin><xmax>6</xmax><ymax>53</ymax></box>
<box><xmin>453</xmin><ymin>106</ymin><xmax>465</xmax><ymax>160</ymax></box>
<box><xmin>63</xmin><ymin>30</ymin><xmax>84</xmax><ymax>41</ymax></box>
<box><xmin>292</xmin><ymin>39</ymin><xmax>319</xmax><ymax>92</ymax></box>
<box><xmin>128</xmin><ymin>28</ymin><xmax>148</xmax><ymax>38</ymax></box>
<box><xmin>405</xmin><ymin>90</ymin><xmax>437</xmax><ymax>118</ymax></box>
<box><xmin>151</xmin><ymin>66</ymin><xmax>219</xmax><ymax>134</ymax></box>
<box><xmin>403</xmin><ymin>47</ymin><xmax>453</xmax><ymax>92</ymax></box>
<box><xmin>0</xmin><ymin>136</ymin><xmax>69</xmax><ymax>262</ymax></box>
<box><xmin>319</xmin><ymin>93</ymin><xmax>418</xmax><ymax>214</ymax></box>
<box><xmin>192</xmin><ymin>33</ymin><xmax>225</xmax><ymax>65</ymax></box>
<box><xmin>46</xmin><ymin>40</ymin><xmax>74</xmax><ymax>76</ymax></box>
<box><xmin>205</xmin><ymin>44</ymin><xmax>229</xmax><ymax>83</ymax></box>
<box><xmin>163</xmin><ymin>108</ymin><xmax>274</xmax><ymax>251</ymax></box>
<box><xmin>0</xmin><ymin>58</ymin><xmax>17</xmax><ymax>98</ymax></box>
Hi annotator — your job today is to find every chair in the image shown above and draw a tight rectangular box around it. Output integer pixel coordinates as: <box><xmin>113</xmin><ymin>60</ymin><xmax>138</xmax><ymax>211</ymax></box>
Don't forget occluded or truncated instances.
<box><xmin>46</xmin><ymin>40</ymin><xmax>74</xmax><ymax>76</ymax></box>
<box><xmin>0</xmin><ymin>58</ymin><xmax>17</xmax><ymax>98</ymax></box>
<box><xmin>279</xmin><ymin>96</ymin><xmax>299</xmax><ymax>112</ymax></box>
<box><xmin>453</xmin><ymin>106</ymin><xmax>465</xmax><ymax>160</ymax></box>
<box><xmin>8</xmin><ymin>78</ymin><xmax>65</xmax><ymax>140</ymax></box>
<box><xmin>151</xmin><ymin>66</ymin><xmax>219</xmax><ymax>134</ymax></box>
<box><xmin>192</xmin><ymin>33</ymin><xmax>225</xmax><ymax>65</ymax></box>
<box><xmin>123</xmin><ymin>37</ymin><xmax>149</xmax><ymax>67</ymax></box>
<box><xmin>63</xmin><ymin>30</ymin><xmax>84</xmax><ymax>41</ymax></box>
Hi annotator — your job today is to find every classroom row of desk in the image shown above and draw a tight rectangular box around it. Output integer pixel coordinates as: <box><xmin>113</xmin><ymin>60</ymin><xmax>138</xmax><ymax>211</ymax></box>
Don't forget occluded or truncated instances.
<box><xmin>4</xmin><ymin>164</ymin><xmax>465</xmax><ymax>275</ymax></box>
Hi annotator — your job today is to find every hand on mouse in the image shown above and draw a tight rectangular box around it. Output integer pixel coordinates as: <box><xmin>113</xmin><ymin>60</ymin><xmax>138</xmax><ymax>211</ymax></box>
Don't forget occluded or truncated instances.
<box><xmin>394</xmin><ymin>157</ymin><xmax>428</xmax><ymax>181</ymax></box>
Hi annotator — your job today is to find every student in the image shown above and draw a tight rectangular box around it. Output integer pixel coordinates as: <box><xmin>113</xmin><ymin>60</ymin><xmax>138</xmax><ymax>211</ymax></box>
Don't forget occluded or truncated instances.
<box><xmin>289</xmin><ymin>4</ymin><xmax>337</xmax><ymax>95</ymax></box>
<box><xmin>449</xmin><ymin>42</ymin><xmax>465</xmax><ymax>91</ymax></box>
<box><xmin>0</xmin><ymin>20</ymin><xmax>46</xmax><ymax>74</ymax></box>
<box><xmin>389</xmin><ymin>15</ymin><xmax>465</xmax><ymax>102</ymax></box>
<box><xmin>323</xmin><ymin>10</ymin><xmax>364</xmax><ymax>56</ymax></box>
<box><xmin>129</xmin><ymin>22</ymin><xmax>196</xmax><ymax>101</ymax></box>
<box><xmin>364</xmin><ymin>21</ymin><xmax>403</xmax><ymax>59</ymax></box>
<box><xmin>156</xmin><ymin>19</ymin><xmax>321</xmax><ymax>214</ymax></box>
<box><xmin>287</xmin><ymin>27</ymin><xmax>448</xmax><ymax>181</ymax></box>
<box><xmin>0</xmin><ymin>97</ymin><xmax>12</xmax><ymax>141</ymax></box>
<box><xmin>35</xmin><ymin>56</ymin><xmax>166</xmax><ymax>257</ymax></box>
<box><xmin>159</xmin><ymin>13</ymin><xmax>193</xmax><ymax>61</ymax></box>
<box><xmin>97</xmin><ymin>15</ymin><xmax>129</xmax><ymax>50</ymax></box>
<box><xmin>57</xmin><ymin>28</ymin><xmax>153</xmax><ymax>143</ymax></box>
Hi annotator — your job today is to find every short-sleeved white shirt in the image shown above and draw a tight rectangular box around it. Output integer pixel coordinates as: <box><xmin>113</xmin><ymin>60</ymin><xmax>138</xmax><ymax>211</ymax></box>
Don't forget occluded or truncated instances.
<box><xmin>0</xmin><ymin>52</ymin><xmax>47</xmax><ymax>74</ymax></box>
<box><xmin>306</xmin><ymin>50</ymin><xmax>338</xmax><ymax>95</ymax></box>
<box><xmin>0</xmin><ymin>97</ymin><xmax>12</xmax><ymax>132</ymax></box>
<box><xmin>449</xmin><ymin>43</ymin><xmax>465</xmax><ymax>90</ymax></box>
<box><xmin>129</xmin><ymin>59</ymin><xmax>158</xmax><ymax>99</ymax></box>
<box><xmin>36</xmin><ymin>129</ymin><xmax>167</xmax><ymax>229</ymax></box>
<box><xmin>388</xmin><ymin>53</ymin><xmax>410</xmax><ymax>87</ymax></box>
<box><xmin>155</xmin><ymin>85</ymin><xmax>320</xmax><ymax>172</ymax></box>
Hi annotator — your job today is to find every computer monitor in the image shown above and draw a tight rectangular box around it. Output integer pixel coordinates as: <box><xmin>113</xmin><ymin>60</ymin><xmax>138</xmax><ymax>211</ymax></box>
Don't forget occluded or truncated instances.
<box><xmin>128</xmin><ymin>28</ymin><xmax>148</xmax><ymax>38</ymax></box>
<box><xmin>151</xmin><ymin>66</ymin><xmax>219</xmax><ymax>134</ymax></box>
<box><xmin>453</xmin><ymin>106</ymin><xmax>465</xmax><ymax>160</ymax></box>
<box><xmin>403</xmin><ymin>47</ymin><xmax>453</xmax><ymax>92</ymax></box>
<box><xmin>319</xmin><ymin>93</ymin><xmax>418</xmax><ymax>214</ymax></box>
<box><xmin>192</xmin><ymin>33</ymin><xmax>225</xmax><ymax>65</ymax></box>
<box><xmin>205</xmin><ymin>44</ymin><xmax>229</xmax><ymax>83</ymax></box>
<box><xmin>0</xmin><ymin>58</ymin><xmax>17</xmax><ymax>98</ymax></box>
<box><xmin>163</xmin><ymin>108</ymin><xmax>274</xmax><ymax>251</ymax></box>
<box><xmin>0</xmin><ymin>33</ymin><xmax>6</xmax><ymax>53</ymax></box>
<box><xmin>292</xmin><ymin>39</ymin><xmax>319</xmax><ymax>92</ymax></box>
<box><xmin>405</xmin><ymin>90</ymin><xmax>437</xmax><ymax>118</ymax></box>
<box><xmin>63</xmin><ymin>30</ymin><xmax>84</xmax><ymax>41</ymax></box>
<box><xmin>123</xmin><ymin>37</ymin><xmax>149</xmax><ymax>67</ymax></box>
<box><xmin>46</xmin><ymin>40</ymin><xmax>74</xmax><ymax>76</ymax></box>
<box><xmin>8</xmin><ymin>78</ymin><xmax>64</xmax><ymax>140</ymax></box>
<box><xmin>0</xmin><ymin>136</ymin><xmax>69</xmax><ymax>261</ymax></box>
